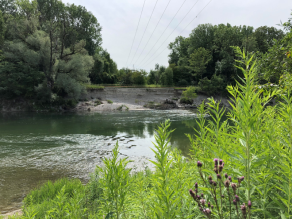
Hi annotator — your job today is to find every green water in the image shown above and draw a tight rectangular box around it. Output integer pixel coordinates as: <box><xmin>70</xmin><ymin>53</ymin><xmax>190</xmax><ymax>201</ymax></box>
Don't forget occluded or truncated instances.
<box><xmin>0</xmin><ymin>110</ymin><xmax>203</xmax><ymax>213</ymax></box>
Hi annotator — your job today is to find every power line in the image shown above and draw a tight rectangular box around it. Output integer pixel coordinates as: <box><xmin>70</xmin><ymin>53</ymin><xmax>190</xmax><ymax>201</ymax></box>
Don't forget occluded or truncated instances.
<box><xmin>125</xmin><ymin>0</ymin><xmax>146</xmax><ymax>68</ymax></box>
<box><xmin>138</xmin><ymin>0</ymin><xmax>200</xmax><ymax>69</ymax></box>
<box><xmin>132</xmin><ymin>0</ymin><xmax>172</xmax><ymax>66</ymax></box>
<box><xmin>129</xmin><ymin>0</ymin><xmax>159</xmax><ymax>66</ymax></box>
<box><xmin>134</xmin><ymin>0</ymin><xmax>188</xmax><ymax>68</ymax></box>
<box><xmin>141</xmin><ymin>0</ymin><xmax>213</xmax><ymax>69</ymax></box>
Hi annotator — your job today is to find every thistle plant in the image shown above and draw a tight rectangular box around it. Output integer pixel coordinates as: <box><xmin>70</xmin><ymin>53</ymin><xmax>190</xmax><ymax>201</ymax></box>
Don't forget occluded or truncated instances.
<box><xmin>189</xmin><ymin>159</ymin><xmax>251</xmax><ymax>219</ymax></box>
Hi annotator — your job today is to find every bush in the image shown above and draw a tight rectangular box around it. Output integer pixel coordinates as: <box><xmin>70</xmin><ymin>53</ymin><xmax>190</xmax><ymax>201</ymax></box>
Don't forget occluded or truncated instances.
<box><xmin>198</xmin><ymin>74</ymin><xmax>225</xmax><ymax>96</ymax></box>
<box><xmin>177</xmin><ymin>79</ymin><xmax>189</xmax><ymax>86</ymax></box>
<box><xmin>180</xmin><ymin>97</ymin><xmax>193</xmax><ymax>104</ymax></box>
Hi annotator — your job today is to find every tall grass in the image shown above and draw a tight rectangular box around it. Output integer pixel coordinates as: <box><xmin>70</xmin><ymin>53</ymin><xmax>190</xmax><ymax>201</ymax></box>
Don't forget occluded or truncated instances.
<box><xmin>20</xmin><ymin>46</ymin><xmax>292</xmax><ymax>218</ymax></box>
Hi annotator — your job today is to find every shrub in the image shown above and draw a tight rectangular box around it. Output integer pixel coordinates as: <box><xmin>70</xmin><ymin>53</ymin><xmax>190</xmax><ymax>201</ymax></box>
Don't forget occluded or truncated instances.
<box><xmin>107</xmin><ymin>99</ymin><xmax>113</xmax><ymax>104</ymax></box>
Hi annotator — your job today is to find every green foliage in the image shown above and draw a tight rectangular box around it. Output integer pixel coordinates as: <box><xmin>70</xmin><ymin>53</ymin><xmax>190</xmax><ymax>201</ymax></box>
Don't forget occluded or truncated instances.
<box><xmin>198</xmin><ymin>74</ymin><xmax>226</xmax><ymax>96</ymax></box>
<box><xmin>180</xmin><ymin>86</ymin><xmax>197</xmax><ymax>104</ymax></box>
<box><xmin>107</xmin><ymin>99</ymin><xmax>113</xmax><ymax>104</ymax></box>
<box><xmin>189</xmin><ymin>47</ymin><xmax>212</xmax><ymax>79</ymax></box>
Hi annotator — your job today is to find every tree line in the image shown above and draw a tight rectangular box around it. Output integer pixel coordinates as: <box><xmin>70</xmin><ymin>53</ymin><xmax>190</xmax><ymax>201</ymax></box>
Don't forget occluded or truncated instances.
<box><xmin>0</xmin><ymin>0</ymin><xmax>118</xmax><ymax>105</ymax></box>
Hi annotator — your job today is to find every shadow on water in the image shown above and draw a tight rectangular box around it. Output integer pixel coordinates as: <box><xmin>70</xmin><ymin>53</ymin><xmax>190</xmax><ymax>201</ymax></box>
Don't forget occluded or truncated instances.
<box><xmin>0</xmin><ymin>110</ymin><xmax>217</xmax><ymax>213</ymax></box>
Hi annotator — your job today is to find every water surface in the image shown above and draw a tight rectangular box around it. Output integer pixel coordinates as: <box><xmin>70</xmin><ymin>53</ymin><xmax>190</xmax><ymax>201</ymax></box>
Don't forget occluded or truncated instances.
<box><xmin>0</xmin><ymin>110</ymin><xmax>202</xmax><ymax>213</ymax></box>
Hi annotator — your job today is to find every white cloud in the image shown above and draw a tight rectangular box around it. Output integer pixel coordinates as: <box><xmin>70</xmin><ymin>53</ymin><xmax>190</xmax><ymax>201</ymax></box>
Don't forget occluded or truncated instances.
<box><xmin>63</xmin><ymin>0</ymin><xmax>291</xmax><ymax>71</ymax></box>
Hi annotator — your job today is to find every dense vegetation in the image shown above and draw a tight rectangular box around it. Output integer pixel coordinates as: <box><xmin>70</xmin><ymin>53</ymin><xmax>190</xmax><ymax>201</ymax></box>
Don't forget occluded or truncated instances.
<box><xmin>2</xmin><ymin>46</ymin><xmax>291</xmax><ymax>218</ymax></box>
<box><xmin>0</xmin><ymin>0</ymin><xmax>118</xmax><ymax>107</ymax></box>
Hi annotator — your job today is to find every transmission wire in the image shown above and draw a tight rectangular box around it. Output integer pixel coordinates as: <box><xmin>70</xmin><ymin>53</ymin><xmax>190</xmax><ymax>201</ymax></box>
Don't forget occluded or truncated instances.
<box><xmin>125</xmin><ymin>0</ymin><xmax>146</xmax><ymax>68</ymax></box>
<box><xmin>129</xmin><ymin>0</ymin><xmax>160</xmax><ymax>67</ymax></box>
<box><xmin>134</xmin><ymin>0</ymin><xmax>188</xmax><ymax>68</ymax></box>
<box><xmin>138</xmin><ymin>0</ymin><xmax>200</xmax><ymax>68</ymax></box>
<box><xmin>141</xmin><ymin>0</ymin><xmax>213</xmax><ymax>69</ymax></box>
<box><xmin>132</xmin><ymin>0</ymin><xmax>172</xmax><ymax>65</ymax></box>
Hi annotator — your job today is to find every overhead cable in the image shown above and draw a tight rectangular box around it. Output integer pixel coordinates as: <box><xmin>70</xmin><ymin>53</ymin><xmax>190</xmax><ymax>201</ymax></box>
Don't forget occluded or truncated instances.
<box><xmin>138</xmin><ymin>0</ymin><xmax>200</xmax><ymax>68</ymax></box>
<box><xmin>132</xmin><ymin>0</ymin><xmax>172</xmax><ymax>65</ymax></box>
<box><xmin>129</xmin><ymin>0</ymin><xmax>160</xmax><ymax>66</ymax></box>
<box><xmin>141</xmin><ymin>0</ymin><xmax>213</xmax><ymax>69</ymax></box>
<box><xmin>125</xmin><ymin>0</ymin><xmax>146</xmax><ymax>68</ymax></box>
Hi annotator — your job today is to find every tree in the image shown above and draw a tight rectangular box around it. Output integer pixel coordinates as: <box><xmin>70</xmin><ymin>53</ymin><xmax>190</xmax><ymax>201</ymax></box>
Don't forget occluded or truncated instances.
<box><xmin>189</xmin><ymin>47</ymin><xmax>212</xmax><ymax>79</ymax></box>
<box><xmin>253</xmin><ymin>26</ymin><xmax>284</xmax><ymax>54</ymax></box>
<box><xmin>163</xmin><ymin>67</ymin><xmax>173</xmax><ymax>86</ymax></box>
<box><xmin>0</xmin><ymin>11</ymin><xmax>4</xmax><ymax>46</ymax></box>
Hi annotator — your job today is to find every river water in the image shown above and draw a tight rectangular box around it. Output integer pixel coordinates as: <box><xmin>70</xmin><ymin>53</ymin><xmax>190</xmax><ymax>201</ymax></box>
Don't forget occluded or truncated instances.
<box><xmin>0</xmin><ymin>110</ymin><xmax>203</xmax><ymax>213</ymax></box>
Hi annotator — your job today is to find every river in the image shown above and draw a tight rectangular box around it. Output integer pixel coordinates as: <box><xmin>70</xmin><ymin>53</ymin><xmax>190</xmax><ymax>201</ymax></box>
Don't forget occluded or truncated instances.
<box><xmin>0</xmin><ymin>110</ymin><xmax>204</xmax><ymax>213</ymax></box>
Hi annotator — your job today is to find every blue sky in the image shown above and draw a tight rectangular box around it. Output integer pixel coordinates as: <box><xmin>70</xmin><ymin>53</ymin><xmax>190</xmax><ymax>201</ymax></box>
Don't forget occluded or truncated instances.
<box><xmin>63</xmin><ymin>0</ymin><xmax>291</xmax><ymax>72</ymax></box>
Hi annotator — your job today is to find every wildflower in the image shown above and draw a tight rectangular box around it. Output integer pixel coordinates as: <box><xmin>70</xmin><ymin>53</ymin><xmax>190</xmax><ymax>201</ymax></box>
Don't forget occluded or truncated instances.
<box><xmin>240</xmin><ymin>203</ymin><xmax>247</xmax><ymax>217</ymax></box>
<box><xmin>195</xmin><ymin>182</ymin><xmax>198</xmax><ymax>188</ymax></box>
<box><xmin>211</xmin><ymin>205</ymin><xmax>214</xmax><ymax>209</ymax></box>
<box><xmin>231</xmin><ymin>183</ymin><xmax>237</xmax><ymax>192</ymax></box>
<box><xmin>189</xmin><ymin>189</ymin><xmax>196</xmax><ymax>200</ymax></box>
<box><xmin>224</xmin><ymin>179</ymin><xmax>230</xmax><ymax>188</ymax></box>
<box><xmin>214</xmin><ymin>158</ymin><xmax>219</xmax><ymax>165</ymax></box>
<box><xmin>213</xmin><ymin>181</ymin><xmax>217</xmax><ymax>187</ymax></box>
<box><xmin>205</xmin><ymin>208</ymin><xmax>211</xmax><ymax>215</ymax></box>
<box><xmin>194</xmin><ymin>189</ymin><xmax>198</xmax><ymax>194</ymax></box>
<box><xmin>208</xmin><ymin>175</ymin><xmax>213</xmax><ymax>181</ymax></box>
<box><xmin>214</xmin><ymin>166</ymin><xmax>219</xmax><ymax>174</ymax></box>
<box><xmin>201</xmin><ymin>193</ymin><xmax>204</xmax><ymax>198</ymax></box>
<box><xmin>248</xmin><ymin>200</ymin><xmax>252</xmax><ymax>208</ymax></box>
<box><xmin>219</xmin><ymin>165</ymin><xmax>223</xmax><ymax>172</ymax></box>
<box><xmin>235</xmin><ymin>195</ymin><xmax>240</xmax><ymax>202</ymax></box>
<box><xmin>239</xmin><ymin>176</ymin><xmax>245</xmax><ymax>183</ymax></box>
<box><xmin>233</xmin><ymin>199</ymin><xmax>237</xmax><ymax>205</ymax></box>
<box><xmin>200</xmin><ymin>199</ymin><xmax>206</xmax><ymax>206</ymax></box>
<box><xmin>209</xmin><ymin>180</ymin><xmax>213</xmax><ymax>185</ymax></box>
<box><xmin>208</xmin><ymin>202</ymin><xmax>211</xmax><ymax>207</ymax></box>
<box><xmin>228</xmin><ymin>176</ymin><xmax>232</xmax><ymax>182</ymax></box>
<box><xmin>219</xmin><ymin>159</ymin><xmax>223</xmax><ymax>165</ymax></box>
<box><xmin>199</xmin><ymin>207</ymin><xmax>202</xmax><ymax>211</ymax></box>
<box><xmin>224</xmin><ymin>173</ymin><xmax>228</xmax><ymax>179</ymax></box>
<box><xmin>197</xmin><ymin>161</ymin><xmax>203</xmax><ymax>168</ymax></box>
<box><xmin>221</xmin><ymin>195</ymin><xmax>225</xmax><ymax>198</ymax></box>
<box><xmin>217</xmin><ymin>174</ymin><xmax>221</xmax><ymax>179</ymax></box>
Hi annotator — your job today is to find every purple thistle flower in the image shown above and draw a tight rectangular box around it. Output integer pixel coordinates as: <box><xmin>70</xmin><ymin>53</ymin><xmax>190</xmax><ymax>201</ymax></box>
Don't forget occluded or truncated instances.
<box><xmin>224</xmin><ymin>179</ymin><xmax>230</xmax><ymax>188</ymax></box>
<box><xmin>225</xmin><ymin>173</ymin><xmax>228</xmax><ymax>179</ymax></box>
<box><xmin>211</xmin><ymin>205</ymin><xmax>214</xmax><ymax>209</ymax></box>
<box><xmin>235</xmin><ymin>195</ymin><xmax>240</xmax><ymax>202</ymax></box>
<box><xmin>217</xmin><ymin>174</ymin><xmax>222</xmax><ymax>179</ymax></box>
<box><xmin>199</xmin><ymin>207</ymin><xmax>202</xmax><ymax>211</ymax></box>
<box><xmin>195</xmin><ymin>182</ymin><xmax>198</xmax><ymax>188</ymax></box>
<box><xmin>189</xmin><ymin>189</ymin><xmax>196</xmax><ymax>200</ymax></box>
<box><xmin>219</xmin><ymin>159</ymin><xmax>223</xmax><ymax>165</ymax></box>
<box><xmin>200</xmin><ymin>199</ymin><xmax>206</xmax><ymax>206</ymax></box>
<box><xmin>240</xmin><ymin>203</ymin><xmax>247</xmax><ymax>217</ymax></box>
<box><xmin>240</xmin><ymin>176</ymin><xmax>245</xmax><ymax>182</ymax></box>
<box><xmin>231</xmin><ymin>183</ymin><xmax>237</xmax><ymax>192</ymax></box>
<box><xmin>219</xmin><ymin>165</ymin><xmax>223</xmax><ymax>172</ymax></box>
<box><xmin>228</xmin><ymin>176</ymin><xmax>232</xmax><ymax>182</ymax></box>
<box><xmin>214</xmin><ymin>166</ymin><xmax>219</xmax><ymax>174</ymax></box>
<box><xmin>208</xmin><ymin>202</ymin><xmax>211</xmax><ymax>208</ymax></box>
<box><xmin>248</xmin><ymin>200</ymin><xmax>252</xmax><ymax>208</ymax></box>
<box><xmin>221</xmin><ymin>195</ymin><xmax>225</xmax><ymax>198</ymax></box>
<box><xmin>214</xmin><ymin>158</ymin><xmax>219</xmax><ymax>165</ymax></box>
<box><xmin>213</xmin><ymin>181</ymin><xmax>217</xmax><ymax>187</ymax></box>
<box><xmin>205</xmin><ymin>208</ymin><xmax>211</xmax><ymax>215</ymax></box>
<box><xmin>201</xmin><ymin>193</ymin><xmax>204</xmax><ymax>198</ymax></box>
<box><xmin>197</xmin><ymin>195</ymin><xmax>201</xmax><ymax>200</ymax></box>
<box><xmin>208</xmin><ymin>175</ymin><xmax>213</xmax><ymax>181</ymax></box>
<box><xmin>233</xmin><ymin>199</ymin><xmax>237</xmax><ymax>205</ymax></box>
<box><xmin>197</xmin><ymin>161</ymin><xmax>203</xmax><ymax>168</ymax></box>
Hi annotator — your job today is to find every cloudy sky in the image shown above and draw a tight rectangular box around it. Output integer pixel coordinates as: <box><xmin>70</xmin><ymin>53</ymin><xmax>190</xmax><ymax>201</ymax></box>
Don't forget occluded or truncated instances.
<box><xmin>63</xmin><ymin>0</ymin><xmax>291</xmax><ymax>72</ymax></box>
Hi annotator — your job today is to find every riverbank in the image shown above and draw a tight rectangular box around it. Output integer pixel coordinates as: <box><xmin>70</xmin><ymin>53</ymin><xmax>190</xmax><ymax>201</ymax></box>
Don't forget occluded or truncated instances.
<box><xmin>0</xmin><ymin>88</ymin><xmax>230</xmax><ymax>112</ymax></box>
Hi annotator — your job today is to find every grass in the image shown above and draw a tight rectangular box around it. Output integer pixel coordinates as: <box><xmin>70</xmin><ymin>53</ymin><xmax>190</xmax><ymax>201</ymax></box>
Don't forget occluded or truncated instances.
<box><xmin>84</xmin><ymin>84</ymin><xmax>105</xmax><ymax>90</ymax></box>
<box><xmin>116</xmin><ymin>105</ymin><xmax>129</xmax><ymax>111</ymax></box>
<box><xmin>107</xmin><ymin>99</ymin><xmax>113</xmax><ymax>104</ymax></box>
<box><xmin>94</xmin><ymin>100</ymin><xmax>102</xmax><ymax>106</ymax></box>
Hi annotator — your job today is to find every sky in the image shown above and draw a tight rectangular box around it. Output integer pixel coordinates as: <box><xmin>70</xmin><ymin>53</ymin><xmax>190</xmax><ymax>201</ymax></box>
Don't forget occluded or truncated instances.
<box><xmin>63</xmin><ymin>0</ymin><xmax>292</xmax><ymax>72</ymax></box>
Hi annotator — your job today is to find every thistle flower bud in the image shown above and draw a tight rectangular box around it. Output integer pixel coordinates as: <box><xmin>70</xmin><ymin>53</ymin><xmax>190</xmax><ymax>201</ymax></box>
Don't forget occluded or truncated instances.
<box><xmin>197</xmin><ymin>161</ymin><xmax>203</xmax><ymax>168</ymax></box>
<box><xmin>248</xmin><ymin>200</ymin><xmax>252</xmax><ymax>208</ymax></box>
<box><xmin>195</xmin><ymin>182</ymin><xmax>198</xmax><ymax>188</ymax></box>
<box><xmin>233</xmin><ymin>199</ymin><xmax>237</xmax><ymax>205</ymax></box>
<box><xmin>194</xmin><ymin>189</ymin><xmax>198</xmax><ymax>194</ymax></box>
<box><xmin>235</xmin><ymin>195</ymin><xmax>240</xmax><ymax>202</ymax></box>
<box><xmin>224</xmin><ymin>173</ymin><xmax>228</xmax><ymax>179</ymax></box>
<box><xmin>208</xmin><ymin>202</ymin><xmax>211</xmax><ymax>208</ymax></box>
<box><xmin>199</xmin><ymin>207</ymin><xmax>202</xmax><ymax>211</ymax></box>
<box><xmin>219</xmin><ymin>165</ymin><xmax>223</xmax><ymax>173</ymax></box>
<box><xmin>240</xmin><ymin>203</ymin><xmax>247</xmax><ymax>217</ymax></box>
<box><xmin>213</xmin><ymin>181</ymin><xmax>217</xmax><ymax>187</ymax></box>
<box><xmin>209</xmin><ymin>180</ymin><xmax>213</xmax><ymax>185</ymax></box>
<box><xmin>189</xmin><ymin>189</ymin><xmax>196</xmax><ymax>200</ymax></box>
<box><xmin>211</xmin><ymin>205</ymin><xmax>214</xmax><ymax>209</ymax></box>
<box><xmin>240</xmin><ymin>176</ymin><xmax>245</xmax><ymax>182</ymax></box>
<box><xmin>219</xmin><ymin>159</ymin><xmax>223</xmax><ymax>165</ymax></box>
<box><xmin>231</xmin><ymin>183</ymin><xmax>237</xmax><ymax>191</ymax></box>
<box><xmin>217</xmin><ymin>174</ymin><xmax>221</xmax><ymax>179</ymax></box>
<box><xmin>224</xmin><ymin>179</ymin><xmax>230</xmax><ymax>188</ymax></box>
<box><xmin>221</xmin><ymin>195</ymin><xmax>225</xmax><ymax>198</ymax></box>
<box><xmin>214</xmin><ymin>158</ymin><xmax>219</xmax><ymax>165</ymax></box>
<box><xmin>197</xmin><ymin>195</ymin><xmax>201</xmax><ymax>200</ymax></box>
<box><xmin>208</xmin><ymin>175</ymin><xmax>213</xmax><ymax>181</ymax></box>
<box><xmin>200</xmin><ymin>199</ymin><xmax>206</xmax><ymax>206</ymax></box>
<box><xmin>214</xmin><ymin>166</ymin><xmax>219</xmax><ymax>174</ymax></box>
<box><xmin>205</xmin><ymin>208</ymin><xmax>211</xmax><ymax>215</ymax></box>
<box><xmin>228</xmin><ymin>176</ymin><xmax>232</xmax><ymax>182</ymax></box>
<box><xmin>201</xmin><ymin>193</ymin><xmax>204</xmax><ymax>198</ymax></box>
